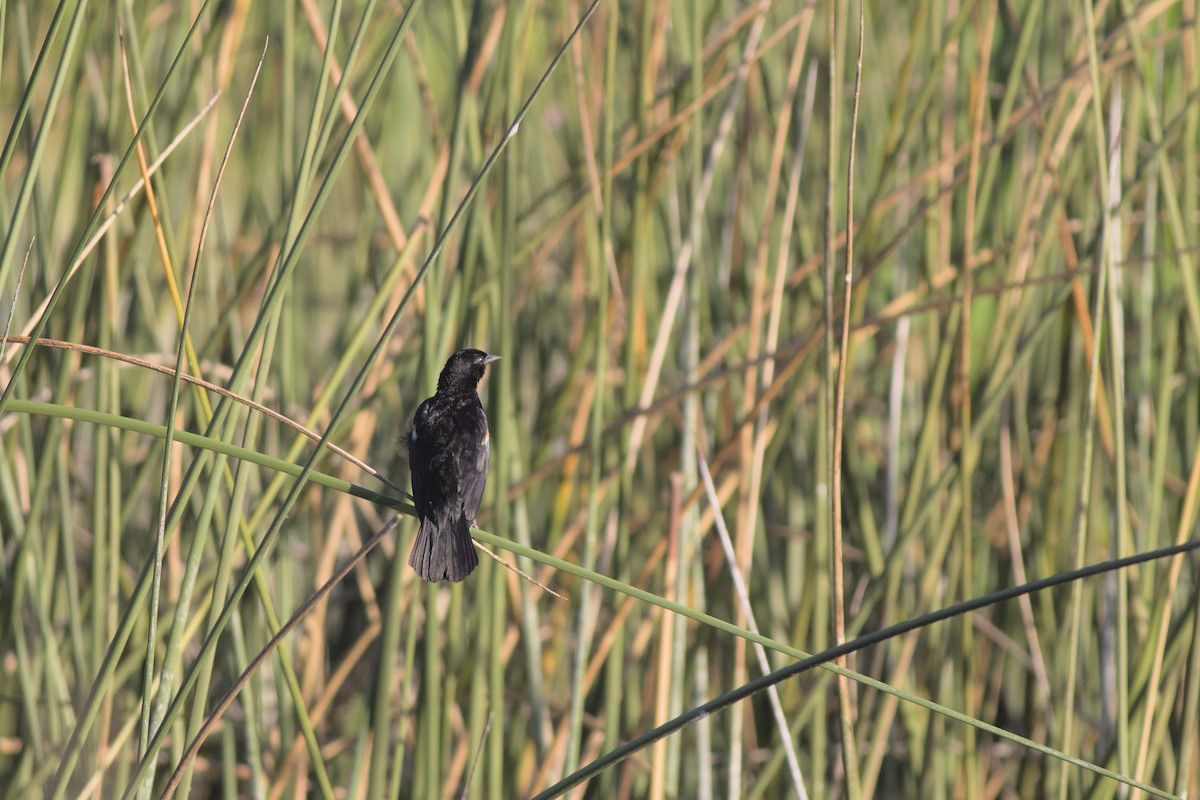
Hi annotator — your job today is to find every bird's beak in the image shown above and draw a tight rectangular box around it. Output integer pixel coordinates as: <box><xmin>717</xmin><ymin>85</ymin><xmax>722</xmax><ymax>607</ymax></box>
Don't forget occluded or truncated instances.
<box><xmin>483</xmin><ymin>353</ymin><xmax>501</xmax><ymax>364</ymax></box>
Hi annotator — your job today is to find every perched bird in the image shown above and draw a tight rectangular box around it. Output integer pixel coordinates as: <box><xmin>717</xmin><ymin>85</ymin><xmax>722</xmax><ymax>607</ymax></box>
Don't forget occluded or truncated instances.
<box><xmin>407</xmin><ymin>348</ymin><xmax>499</xmax><ymax>582</ymax></box>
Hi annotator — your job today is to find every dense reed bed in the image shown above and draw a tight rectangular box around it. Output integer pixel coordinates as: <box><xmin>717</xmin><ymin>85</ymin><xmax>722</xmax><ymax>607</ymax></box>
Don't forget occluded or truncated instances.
<box><xmin>1</xmin><ymin>1</ymin><xmax>1198</xmax><ymax>797</ymax></box>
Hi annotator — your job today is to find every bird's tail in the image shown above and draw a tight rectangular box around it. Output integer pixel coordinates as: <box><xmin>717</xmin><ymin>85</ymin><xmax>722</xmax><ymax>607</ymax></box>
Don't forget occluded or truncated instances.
<box><xmin>408</xmin><ymin>516</ymin><xmax>479</xmax><ymax>582</ymax></box>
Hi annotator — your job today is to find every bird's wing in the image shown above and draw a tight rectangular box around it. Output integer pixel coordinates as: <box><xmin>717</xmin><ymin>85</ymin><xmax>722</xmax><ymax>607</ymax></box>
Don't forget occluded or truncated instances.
<box><xmin>409</xmin><ymin>400</ymin><xmax>436</xmax><ymax>520</ymax></box>
<box><xmin>458</xmin><ymin>411</ymin><xmax>490</xmax><ymax>523</ymax></box>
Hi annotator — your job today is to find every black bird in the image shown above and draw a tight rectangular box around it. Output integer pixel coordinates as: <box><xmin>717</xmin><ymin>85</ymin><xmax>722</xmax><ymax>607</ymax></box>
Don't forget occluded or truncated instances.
<box><xmin>407</xmin><ymin>348</ymin><xmax>499</xmax><ymax>582</ymax></box>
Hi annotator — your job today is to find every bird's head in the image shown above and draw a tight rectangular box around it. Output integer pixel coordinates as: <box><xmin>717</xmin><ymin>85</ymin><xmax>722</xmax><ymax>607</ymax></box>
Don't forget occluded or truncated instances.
<box><xmin>437</xmin><ymin>348</ymin><xmax>500</xmax><ymax>394</ymax></box>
